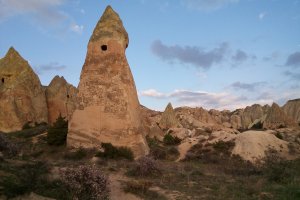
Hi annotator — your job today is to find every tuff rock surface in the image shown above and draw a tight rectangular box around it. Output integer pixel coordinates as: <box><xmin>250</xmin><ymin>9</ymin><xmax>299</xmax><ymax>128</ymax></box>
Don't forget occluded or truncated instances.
<box><xmin>283</xmin><ymin>99</ymin><xmax>300</xmax><ymax>125</ymax></box>
<box><xmin>45</xmin><ymin>76</ymin><xmax>78</xmax><ymax>124</ymax></box>
<box><xmin>67</xmin><ymin>6</ymin><xmax>149</xmax><ymax>158</ymax></box>
<box><xmin>0</xmin><ymin>47</ymin><xmax>48</xmax><ymax>132</ymax></box>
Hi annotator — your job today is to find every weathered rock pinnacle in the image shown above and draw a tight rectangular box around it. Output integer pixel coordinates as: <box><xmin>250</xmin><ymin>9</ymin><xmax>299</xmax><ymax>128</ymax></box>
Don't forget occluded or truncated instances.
<box><xmin>67</xmin><ymin>6</ymin><xmax>149</xmax><ymax>158</ymax></box>
<box><xmin>159</xmin><ymin>102</ymin><xmax>181</xmax><ymax>130</ymax></box>
<box><xmin>0</xmin><ymin>47</ymin><xmax>48</xmax><ymax>132</ymax></box>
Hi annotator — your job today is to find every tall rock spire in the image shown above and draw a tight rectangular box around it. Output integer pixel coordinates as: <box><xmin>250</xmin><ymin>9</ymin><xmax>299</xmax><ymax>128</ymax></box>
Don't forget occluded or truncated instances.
<box><xmin>67</xmin><ymin>6</ymin><xmax>149</xmax><ymax>158</ymax></box>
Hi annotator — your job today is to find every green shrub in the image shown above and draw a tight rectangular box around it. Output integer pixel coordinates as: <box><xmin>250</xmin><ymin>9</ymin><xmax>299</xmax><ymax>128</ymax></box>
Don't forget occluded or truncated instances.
<box><xmin>263</xmin><ymin>154</ymin><xmax>297</xmax><ymax>183</ymax></box>
<box><xmin>212</xmin><ymin>141</ymin><xmax>235</xmax><ymax>153</ymax></box>
<box><xmin>96</xmin><ymin>143</ymin><xmax>134</xmax><ymax>160</ymax></box>
<box><xmin>163</xmin><ymin>133</ymin><xmax>181</xmax><ymax>145</ymax></box>
<box><xmin>127</xmin><ymin>156</ymin><xmax>161</xmax><ymax>177</ymax></box>
<box><xmin>47</xmin><ymin>114</ymin><xmax>68</xmax><ymax>146</ymax></box>
<box><xmin>275</xmin><ymin>132</ymin><xmax>283</xmax><ymax>140</ymax></box>
<box><xmin>0</xmin><ymin>133</ymin><xmax>19</xmax><ymax>157</ymax></box>
<box><xmin>64</xmin><ymin>148</ymin><xmax>87</xmax><ymax>160</ymax></box>
<box><xmin>1</xmin><ymin>161</ymin><xmax>49</xmax><ymax>198</ymax></box>
<box><xmin>22</xmin><ymin>122</ymin><xmax>32</xmax><ymax>130</ymax></box>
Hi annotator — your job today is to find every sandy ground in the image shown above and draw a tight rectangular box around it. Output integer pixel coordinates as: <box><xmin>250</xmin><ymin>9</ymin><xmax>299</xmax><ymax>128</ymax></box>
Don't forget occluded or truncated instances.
<box><xmin>109</xmin><ymin>173</ymin><xmax>141</xmax><ymax>200</ymax></box>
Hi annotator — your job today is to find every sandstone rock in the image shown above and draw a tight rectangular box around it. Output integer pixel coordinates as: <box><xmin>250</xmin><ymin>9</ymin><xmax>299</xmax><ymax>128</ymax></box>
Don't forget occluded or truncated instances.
<box><xmin>232</xmin><ymin>130</ymin><xmax>289</xmax><ymax>163</ymax></box>
<box><xmin>168</xmin><ymin>128</ymin><xmax>191</xmax><ymax>140</ymax></box>
<box><xmin>263</xmin><ymin>103</ymin><xmax>296</xmax><ymax>129</ymax></box>
<box><xmin>0</xmin><ymin>47</ymin><xmax>48</xmax><ymax>132</ymax></box>
<box><xmin>67</xmin><ymin>6</ymin><xmax>148</xmax><ymax>158</ymax></box>
<box><xmin>159</xmin><ymin>103</ymin><xmax>181</xmax><ymax>130</ymax></box>
<box><xmin>283</xmin><ymin>99</ymin><xmax>300</xmax><ymax>125</ymax></box>
<box><xmin>45</xmin><ymin>76</ymin><xmax>78</xmax><ymax>124</ymax></box>
<box><xmin>148</xmin><ymin>124</ymin><xmax>164</xmax><ymax>141</ymax></box>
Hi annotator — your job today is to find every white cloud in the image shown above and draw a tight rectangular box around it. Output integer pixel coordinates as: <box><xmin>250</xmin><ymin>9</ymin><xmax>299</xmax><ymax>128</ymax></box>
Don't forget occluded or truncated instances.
<box><xmin>140</xmin><ymin>87</ymin><xmax>298</xmax><ymax>111</ymax></box>
<box><xmin>140</xmin><ymin>89</ymin><xmax>166</xmax><ymax>98</ymax></box>
<box><xmin>0</xmin><ymin>0</ymin><xmax>66</xmax><ymax>22</ymax></box>
<box><xmin>258</xmin><ymin>12</ymin><xmax>267</xmax><ymax>20</ymax></box>
<box><xmin>70</xmin><ymin>24</ymin><xmax>84</xmax><ymax>34</ymax></box>
<box><xmin>0</xmin><ymin>0</ymin><xmax>82</xmax><ymax>35</ymax></box>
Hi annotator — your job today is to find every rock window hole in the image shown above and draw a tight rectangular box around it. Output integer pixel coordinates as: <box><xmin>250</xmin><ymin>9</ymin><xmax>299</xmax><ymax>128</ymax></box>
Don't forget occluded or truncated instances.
<box><xmin>1</xmin><ymin>78</ymin><xmax>4</xmax><ymax>83</ymax></box>
<box><xmin>67</xmin><ymin>94</ymin><xmax>70</xmax><ymax>98</ymax></box>
<box><xmin>126</xmin><ymin>44</ymin><xmax>128</xmax><ymax>48</ymax></box>
<box><xmin>101</xmin><ymin>45</ymin><xmax>107</xmax><ymax>51</ymax></box>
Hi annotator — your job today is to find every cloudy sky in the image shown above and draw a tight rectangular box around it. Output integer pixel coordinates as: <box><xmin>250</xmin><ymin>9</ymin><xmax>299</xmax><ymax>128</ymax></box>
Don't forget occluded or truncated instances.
<box><xmin>0</xmin><ymin>0</ymin><xmax>299</xmax><ymax>111</ymax></box>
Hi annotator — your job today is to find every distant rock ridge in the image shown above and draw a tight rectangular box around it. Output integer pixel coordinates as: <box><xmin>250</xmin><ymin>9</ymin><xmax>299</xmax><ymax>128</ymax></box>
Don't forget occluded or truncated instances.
<box><xmin>283</xmin><ymin>99</ymin><xmax>300</xmax><ymax>124</ymax></box>
<box><xmin>67</xmin><ymin>6</ymin><xmax>149</xmax><ymax>158</ymax></box>
<box><xmin>0</xmin><ymin>47</ymin><xmax>48</xmax><ymax>132</ymax></box>
<box><xmin>263</xmin><ymin>103</ymin><xmax>297</xmax><ymax>129</ymax></box>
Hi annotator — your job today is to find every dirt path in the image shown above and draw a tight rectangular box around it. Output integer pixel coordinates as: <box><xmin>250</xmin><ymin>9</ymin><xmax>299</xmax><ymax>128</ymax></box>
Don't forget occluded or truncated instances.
<box><xmin>109</xmin><ymin>173</ymin><xmax>141</xmax><ymax>200</ymax></box>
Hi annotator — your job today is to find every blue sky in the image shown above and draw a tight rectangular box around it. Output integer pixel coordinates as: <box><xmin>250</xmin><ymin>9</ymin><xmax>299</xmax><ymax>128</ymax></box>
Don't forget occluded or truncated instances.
<box><xmin>0</xmin><ymin>0</ymin><xmax>299</xmax><ymax>111</ymax></box>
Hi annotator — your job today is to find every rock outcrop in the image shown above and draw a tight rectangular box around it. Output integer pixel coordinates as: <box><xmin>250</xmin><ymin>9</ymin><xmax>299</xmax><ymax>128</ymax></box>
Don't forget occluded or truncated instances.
<box><xmin>45</xmin><ymin>76</ymin><xmax>78</xmax><ymax>124</ymax></box>
<box><xmin>283</xmin><ymin>99</ymin><xmax>300</xmax><ymax>125</ymax></box>
<box><xmin>263</xmin><ymin>103</ymin><xmax>296</xmax><ymax>129</ymax></box>
<box><xmin>159</xmin><ymin>103</ymin><xmax>181</xmax><ymax>130</ymax></box>
<box><xmin>0</xmin><ymin>47</ymin><xmax>48</xmax><ymax>132</ymax></box>
<box><xmin>232</xmin><ymin>130</ymin><xmax>289</xmax><ymax>163</ymax></box>
<box><xmin>67</xmin><ymin>6</ymin><xmax>149</xmax><ymax>158</ymax></box>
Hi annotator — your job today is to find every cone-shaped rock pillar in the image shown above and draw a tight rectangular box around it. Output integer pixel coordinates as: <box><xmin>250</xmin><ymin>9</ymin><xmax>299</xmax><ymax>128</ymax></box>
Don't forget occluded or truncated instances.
<box><xmin>67</xmin><ymin>6</ymin><xmax>149</xmax><ymax>158</ymax></box>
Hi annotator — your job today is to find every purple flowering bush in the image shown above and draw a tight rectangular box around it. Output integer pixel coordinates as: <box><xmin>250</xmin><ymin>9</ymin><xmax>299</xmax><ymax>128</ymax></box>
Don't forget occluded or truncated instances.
<box><xmin>60</xmin><ymin>165</ymin><xmax>109</xmax><ymax>200</ymax></box>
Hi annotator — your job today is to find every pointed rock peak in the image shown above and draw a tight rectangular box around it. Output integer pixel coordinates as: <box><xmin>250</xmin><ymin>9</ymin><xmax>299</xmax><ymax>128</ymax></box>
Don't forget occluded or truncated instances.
<box><xmin>4</xmin><ymin>47</ymin><xmax>24</xmax><ymax>61</ymax></box>
<box><xmin>165</xmin><ymin>102</ymin><xmax>174</xmax><ymax>111</ymax></box>
<box><xmin>49</xmin><ymin>75</ymin><xmax>67</xmax><ymax>87</ymax></box>
<box><xmin>89</xmin><ymin>5</ymin><xmax>129</xmax><ymax>47</ymax></box>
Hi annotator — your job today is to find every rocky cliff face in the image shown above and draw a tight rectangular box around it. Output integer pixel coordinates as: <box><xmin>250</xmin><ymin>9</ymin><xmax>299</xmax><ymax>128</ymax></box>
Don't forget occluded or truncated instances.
<box><xmin>45</xmin><ymin>76</ymin><xmax>78</xmax><ymax>124</ymax></box>
<box><xmin>0</xmin><ymin>47</ymin><xmax>48</xmax><ymax>132</ymax></box>
<box><xmin>283</xmin><ymin>99</ymin><xmax>300</xmax><ymax>125</ymax></box>
<box><xmin>67</xmin><ymin>6</ymin><xmax>149</xmax><ymax>158</ymax></box>
<box><xmin>263</xmin><ymin>103</ymin><xmax>296</xmax><ymax>129</ymax></box>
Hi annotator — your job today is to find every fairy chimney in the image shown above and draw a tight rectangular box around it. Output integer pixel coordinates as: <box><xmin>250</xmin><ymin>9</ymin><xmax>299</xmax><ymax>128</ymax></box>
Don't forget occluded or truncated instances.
<box><xmin>67</xmin><ymin>6</ymin><xmax>149</xmax><ymax>158</ymax></box>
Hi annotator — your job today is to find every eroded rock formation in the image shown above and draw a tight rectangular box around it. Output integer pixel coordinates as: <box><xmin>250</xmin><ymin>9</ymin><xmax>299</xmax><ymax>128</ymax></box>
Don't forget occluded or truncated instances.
<box><xmin>0</xmin><ymin>47</ymin><xmax>48</xmax><ymax>132</ymax></box>
<box><xmin>67</xmin><ymin>6</ymin><xmax>149</xmax><ymax>158</ymax></box>
<box><xmin>45</xmin><ymin>76</ymin><xmax>78</xmax><ymax>124</ymax></box>
<box><xmin>283</xmin><ymin>99</ymin><xmax>300</xmax><ymax>125</ymax></box>
<box><xmin>263</xmin><ymin>103</ymin><xmax>296</xmax><ymax>129</ymax></box>
<box><xmin>159</xmin><ymin>103</ymin><xmax>181</xmax><ymax>130</ymax></box>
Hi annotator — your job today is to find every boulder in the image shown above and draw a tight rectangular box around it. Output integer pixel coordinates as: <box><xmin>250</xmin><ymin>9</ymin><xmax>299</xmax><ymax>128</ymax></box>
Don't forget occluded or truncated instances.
<box><xmin>45</xmin><ymin>76</ymin><xmax>78</xmax><ymax>124</ymax></box>
<box><xmin>67</xmin><ymin>6</ymin><xmax>149</xmax><ymax>158</ymax></box>
<box><xmin>232</xmin><ymin>130</ymin><xmax>289</xmax><ymax>163</ymax></box>
<box><xmin>0</xmin><ymin>47</ymin><xmax>48</xmax><ymax>132</ymax></box>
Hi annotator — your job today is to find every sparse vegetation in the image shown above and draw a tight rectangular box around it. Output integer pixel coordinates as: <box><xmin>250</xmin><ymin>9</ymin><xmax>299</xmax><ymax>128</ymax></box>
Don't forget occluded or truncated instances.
<box><xmin>60</xmin><ymin>165</ymin><xmax>109</xmax><ymax>200</ymax></box>
<box><xmin>47</xmin><ymin>114</ymin><xmax>68</xmax><ymax>146</ymax></box>
<box><xmin>146</xmin><ymin>136</ymin><xmax>179</xmax><ymax>160</ymax></box>
<box><xmin>124</xmin><ymin>180</ymin><xmax>167</xmax><ymax>200</ymax></box>
<box><xmin>0</xmin><ymin>133</ymin><xmax>19</xmax><ymax>157</ymax></box>
<box><xmin>163</xmin><ymin>133</ymin><xmax>181</xmax><ymax>145</ymax></box>
<box><xmin>96</xmin><ymin>143</ymin><xmax>134</xmax><ymax>160</ymax></box>
<box><xmin>64</xmin><ymin>147</ymin><xmax>87</xmax><ymax>160</ymax></box>
<box><xmin>127</xmin><ymin>156</ymin><xmax>161</xmax><ymax>177</ymax></box>
<box><xmin>275</xmin><ymin>132</ymin><xmax>284</xmax><ymax>140</ymax></box>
